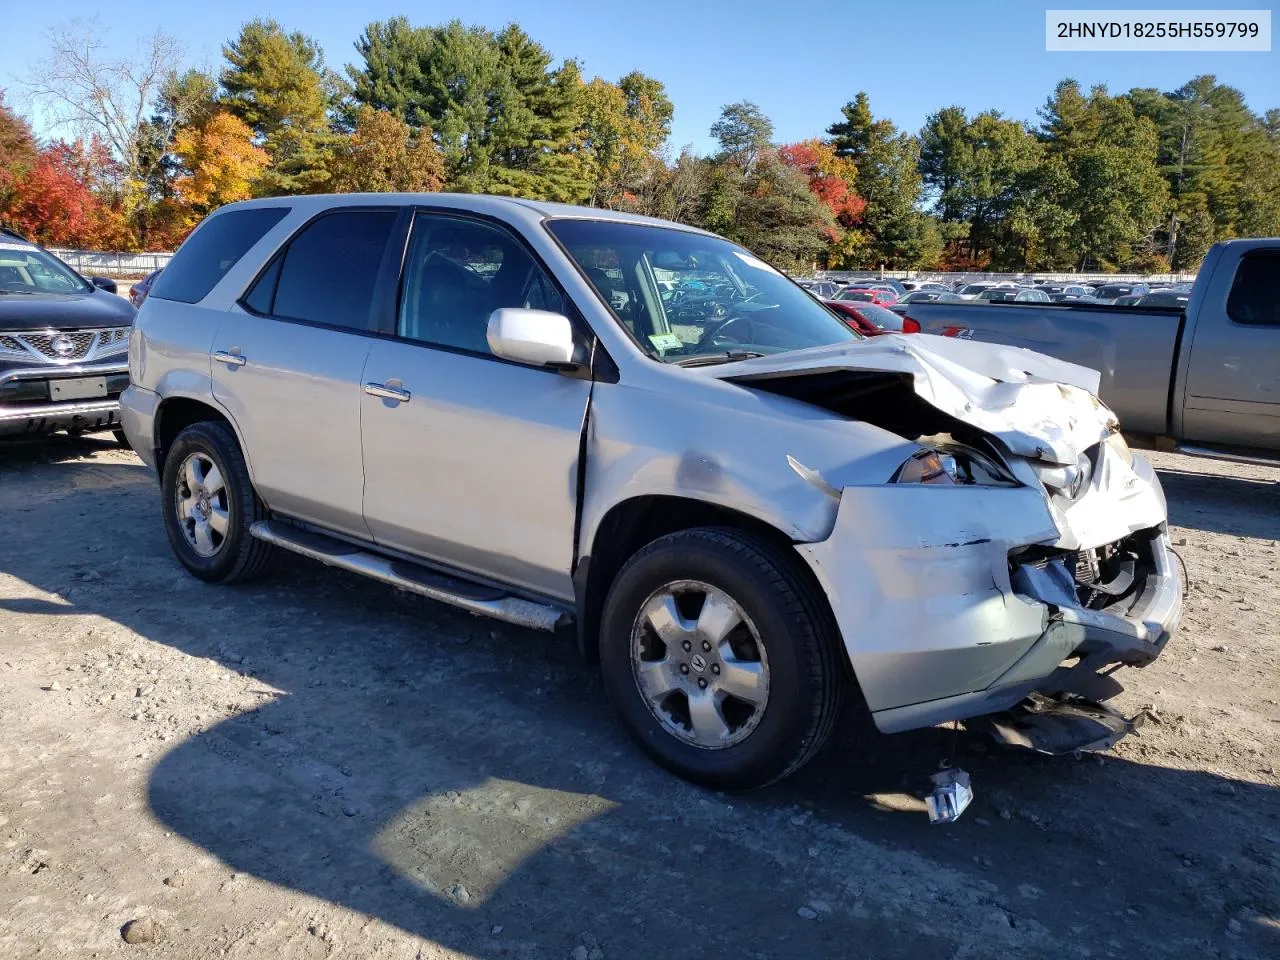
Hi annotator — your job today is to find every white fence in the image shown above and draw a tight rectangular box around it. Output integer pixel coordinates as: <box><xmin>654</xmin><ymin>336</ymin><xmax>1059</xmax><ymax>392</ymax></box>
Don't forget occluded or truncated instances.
<box><xmin>48</xmin><ymin>249</ymin><xmax>173</xmax><ymax>277</ymax></box>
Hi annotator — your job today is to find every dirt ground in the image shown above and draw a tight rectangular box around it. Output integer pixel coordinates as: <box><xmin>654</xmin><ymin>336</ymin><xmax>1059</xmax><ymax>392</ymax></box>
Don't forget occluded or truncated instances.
<box><xmin>1</xmin><ymin>437</ymin><xmax>1277</xmax><ymax>959</ymax></box>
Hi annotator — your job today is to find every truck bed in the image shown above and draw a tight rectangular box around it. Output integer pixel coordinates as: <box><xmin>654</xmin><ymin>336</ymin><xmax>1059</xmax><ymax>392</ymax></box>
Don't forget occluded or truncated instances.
<box><xmin>901</xmin><ymin>301</ymin><xmax>1186</xmax><ymax>436</ymax></box>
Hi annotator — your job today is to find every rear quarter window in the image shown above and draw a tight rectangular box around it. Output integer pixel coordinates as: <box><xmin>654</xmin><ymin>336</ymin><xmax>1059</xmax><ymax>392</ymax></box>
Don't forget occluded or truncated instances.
<box><xmin>1226</xmin><ymin>251</ymin><xmax>1280</xmax><ymax>326</ymax></box>
<box><xmin>150</xmin><ymin>207</ymin><xmax>289</xmax><ymax>304</ymax></box>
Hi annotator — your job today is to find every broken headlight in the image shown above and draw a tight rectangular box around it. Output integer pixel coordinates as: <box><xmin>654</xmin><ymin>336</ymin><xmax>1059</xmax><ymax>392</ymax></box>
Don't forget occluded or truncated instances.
<box><xmin>893</xmin><ymin>446</ymin><xmax>1016</xmax><ymax>486</ymax></box>
<box><xmin>1033</xmin><ymin>453</ymin><xmax>1094</xmax><ymax>499</ymax></box>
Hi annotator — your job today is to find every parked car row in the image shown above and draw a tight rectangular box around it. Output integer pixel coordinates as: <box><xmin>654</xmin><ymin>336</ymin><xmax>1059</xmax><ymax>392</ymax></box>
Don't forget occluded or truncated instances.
<box><xmin>899</xmin><ymin>239</ymin><xmax>1279</xmax><ymax>459</ymax></box>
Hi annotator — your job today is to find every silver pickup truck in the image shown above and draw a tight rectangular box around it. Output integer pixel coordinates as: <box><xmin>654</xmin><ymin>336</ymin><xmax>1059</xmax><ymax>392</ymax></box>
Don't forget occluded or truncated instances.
<box><xmin>121</xmin><ymin>194</ymin><xmax>1182</xmax><ymax>789</ymax></box>
<box><xmin>901</xmin><ymin>239</ymin><xmax>1280</xmax><ymax>461</ymax></box>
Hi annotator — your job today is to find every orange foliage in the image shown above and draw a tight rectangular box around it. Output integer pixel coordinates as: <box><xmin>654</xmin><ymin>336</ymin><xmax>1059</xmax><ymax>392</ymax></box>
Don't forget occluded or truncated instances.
<box><xmin>172</xmin><ymin>111</ymin><xmax>270</xmax><ymax>219</ymax></box>
<box><xmin>777</xmin><ymin>139</ymin><xmax>866</xmax><ymax>227</ymax></box>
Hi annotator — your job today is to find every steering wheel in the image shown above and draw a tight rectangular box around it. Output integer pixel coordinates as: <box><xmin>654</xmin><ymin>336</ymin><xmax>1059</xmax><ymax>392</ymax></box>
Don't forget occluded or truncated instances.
<box><xmin>701</xmin><ymin>313</ymin><xmax>758</xmax><ymax>348</ymax></box>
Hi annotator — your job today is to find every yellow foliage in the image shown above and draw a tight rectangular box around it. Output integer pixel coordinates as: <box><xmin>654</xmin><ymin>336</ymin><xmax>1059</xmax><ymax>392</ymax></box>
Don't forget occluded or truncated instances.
<box><xmin>172</xmin><ymin>111</ymin><xmax>270</xmax><ymax>219</ymax></box>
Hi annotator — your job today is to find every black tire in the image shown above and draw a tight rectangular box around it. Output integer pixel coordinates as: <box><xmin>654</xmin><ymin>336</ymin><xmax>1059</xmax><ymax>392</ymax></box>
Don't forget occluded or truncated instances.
<box><xmin>599</xmin><ymin>527</ymin><xmax>844</xmax><ymax>790</ymax></box>
<box><xmin>160</xmin><ymin>420</ymin><xmax>273</xmax><ymax>584</ymax></box>
<box><xmin>111</xmin><ymin>427</ymin><xmax>131</xmax><ymax>450</ymax></box>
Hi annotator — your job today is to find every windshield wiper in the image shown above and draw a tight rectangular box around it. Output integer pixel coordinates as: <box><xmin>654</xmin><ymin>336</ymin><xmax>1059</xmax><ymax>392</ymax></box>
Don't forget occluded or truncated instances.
<box><xmin>671</xmin><ymin>350</ymin><xmax>766</xmax><ymax>367</ymax></box>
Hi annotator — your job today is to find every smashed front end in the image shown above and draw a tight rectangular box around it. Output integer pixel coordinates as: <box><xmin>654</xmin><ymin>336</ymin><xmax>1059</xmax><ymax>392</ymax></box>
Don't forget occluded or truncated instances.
<box><xmin>716</xmin><ymin>336</ymin><xmax>1183</xmax><ymax>750</ymax></box>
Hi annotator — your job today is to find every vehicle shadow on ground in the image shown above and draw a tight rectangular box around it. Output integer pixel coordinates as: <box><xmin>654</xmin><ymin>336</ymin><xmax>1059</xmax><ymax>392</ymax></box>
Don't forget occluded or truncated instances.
<box><xmin>1156</xmin><ymin>467</ymin><xmax>1280</xmax><ymax>540</ymax></box>
<box><xmin>2</xmin><ymin>442</ymin><xmax>1277</xmax><ymax>959</ymax></box>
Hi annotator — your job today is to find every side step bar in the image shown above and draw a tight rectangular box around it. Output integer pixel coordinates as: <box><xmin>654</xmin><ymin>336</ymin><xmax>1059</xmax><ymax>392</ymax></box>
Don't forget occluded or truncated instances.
<box><xmin>249</xmin><ymin>520</ymin><xmax>569</xmax><ymax>632</ymax></box>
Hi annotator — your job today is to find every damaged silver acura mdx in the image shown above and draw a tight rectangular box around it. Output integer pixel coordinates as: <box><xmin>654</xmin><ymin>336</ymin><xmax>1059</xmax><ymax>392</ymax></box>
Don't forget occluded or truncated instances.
<box><xmin>120</xmin><ymin>195</ymin><xmax>1182</xmax><ymax>789</ymax></box>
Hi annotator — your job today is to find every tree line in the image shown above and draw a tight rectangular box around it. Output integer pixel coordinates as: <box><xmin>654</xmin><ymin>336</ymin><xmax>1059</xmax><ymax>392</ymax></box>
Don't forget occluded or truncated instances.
<box><xmin>1</xmin><ymin>16</ymin><xmax>1277</xmax><ymax>272</ymax></box>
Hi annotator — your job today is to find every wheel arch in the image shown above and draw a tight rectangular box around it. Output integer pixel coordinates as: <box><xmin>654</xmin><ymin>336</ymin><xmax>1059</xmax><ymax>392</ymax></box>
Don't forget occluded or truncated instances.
<box><xmin>573</xmin><ymin>495</ymin><xmax>836</xmax><ymax>666</ymax></box>
<box><xmin>154</xmin><ymin>396</ymin><xmax>241</xmax><ymax>479</ymax></box>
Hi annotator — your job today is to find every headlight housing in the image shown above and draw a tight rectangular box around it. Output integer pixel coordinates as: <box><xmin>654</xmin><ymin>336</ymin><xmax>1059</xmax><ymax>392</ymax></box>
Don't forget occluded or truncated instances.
<box><xmin>893</xmin><ymin>446</ymin><xmax>1017</xmax><ymax>486</ymax></box>
<box><xmin>1104</xmin><ymin>431</ymin><xmax>1133</xmax><ymax>466</ymax></box>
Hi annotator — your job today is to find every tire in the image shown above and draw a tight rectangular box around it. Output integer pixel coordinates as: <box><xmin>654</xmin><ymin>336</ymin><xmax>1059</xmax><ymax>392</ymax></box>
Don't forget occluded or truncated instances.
<box><xmin>599</xmin><ymin>527</ymin><xmax>844</xmax><ymax>790</ymax></box>
<box><xmin>160</xmin><ymin>420</ymin><xmax>273</xmax><ymax>584</ymax></box>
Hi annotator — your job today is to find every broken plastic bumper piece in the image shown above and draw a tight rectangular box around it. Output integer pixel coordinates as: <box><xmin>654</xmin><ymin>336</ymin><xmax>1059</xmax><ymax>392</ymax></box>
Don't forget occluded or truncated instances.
<box><xmin>971</xmin><ymin>693</ymin><xmax>1144</xmax><ymax>755</ymax></box>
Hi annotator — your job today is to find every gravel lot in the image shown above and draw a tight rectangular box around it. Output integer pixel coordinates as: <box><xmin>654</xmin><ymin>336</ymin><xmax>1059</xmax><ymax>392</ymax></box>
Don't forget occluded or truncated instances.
<box><xmin>1</xmin><ymin>437</ymin><xmax>1277</xmax><ymax>959</ymax></box>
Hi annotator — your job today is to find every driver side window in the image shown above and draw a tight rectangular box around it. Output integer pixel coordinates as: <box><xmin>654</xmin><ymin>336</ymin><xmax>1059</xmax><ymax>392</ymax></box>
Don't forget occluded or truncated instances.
<box><xmin>398</xmin><ymin>214</ymin><xmax>566</xmax><ymax>356</ymax></box>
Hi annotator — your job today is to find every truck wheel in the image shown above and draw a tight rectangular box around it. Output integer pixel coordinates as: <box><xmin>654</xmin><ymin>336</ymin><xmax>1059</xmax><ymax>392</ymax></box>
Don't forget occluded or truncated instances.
<box><xmin>600</xmin><ymin>527</ymin><xmax>844</xmax><ymax>790</ymax></box>
<box><xmin>160</xmin><ymin>421</ymin><xmax>273</xmax><ymax>584</ymax></box>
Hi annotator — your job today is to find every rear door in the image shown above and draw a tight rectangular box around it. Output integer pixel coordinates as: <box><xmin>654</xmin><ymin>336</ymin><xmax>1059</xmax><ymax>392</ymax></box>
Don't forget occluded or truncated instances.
<box><xmin>212</xmin><ymin>208</ymin><xmax>402</xmax><ymax>539</ymax></box>
<box><xmin>1182</xmin><ymin>248</ymin><xmax>1280</xmax><ymax>448</ymax></box>
<box><xmin>359</xmin><ymin>211</ymin><xmax>591</xmax><ymax>601</ymax></box>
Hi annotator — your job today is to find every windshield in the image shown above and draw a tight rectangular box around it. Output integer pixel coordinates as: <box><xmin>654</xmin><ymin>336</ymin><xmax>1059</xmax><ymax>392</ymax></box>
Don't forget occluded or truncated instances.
<box><xmin>0</xmin><ymin>240</ymin><xmax>92</xmax><ymax>294</ymax></box>
<box><xmin>961</xmin><ymin>284</ymin><xmax>991</xmax><ymax>295</ymax></box>
<box><xmin>546</xmin><ymin>219</ymin><xmax>857</xmax><ymax>363</ymax></box>
<box><xmin>852</xmin><ymin>304</ymin><xmax>904</xmax><ymax>329</ymax></box>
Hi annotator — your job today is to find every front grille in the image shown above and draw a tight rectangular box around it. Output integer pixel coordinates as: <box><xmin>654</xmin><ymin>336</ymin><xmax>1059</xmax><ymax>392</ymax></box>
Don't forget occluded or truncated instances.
<box><xmin>22</xmin><ymin>332</ymin><xmax>97</xmax><ymax>360</ymax></box>
<box><xmin>0</xmin><ymin>328</ymin><xmax>130</xmax><ymax>364</ymax></box>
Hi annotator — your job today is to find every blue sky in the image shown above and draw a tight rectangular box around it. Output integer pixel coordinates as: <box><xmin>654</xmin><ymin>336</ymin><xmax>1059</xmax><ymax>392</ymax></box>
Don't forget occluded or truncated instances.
<box><xmin>2</xmin><ymin>1</ymin><xmax>1276</xmax><ymax>151</ymax></box>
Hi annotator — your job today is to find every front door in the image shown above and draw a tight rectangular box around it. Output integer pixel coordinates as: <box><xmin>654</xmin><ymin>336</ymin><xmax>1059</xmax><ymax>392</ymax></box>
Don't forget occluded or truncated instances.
<box><xmin>212</xmin><ymin>208</ymin><xmax>399</xmax><ymax>539</ymax></box>
<box><xmin>360</xmin><ymin>212</ymin><xmax>591</xmax><ymax>601</ymax></box>
<box><xmin>1182</xmin><ymin>248</ymin><xmax>1280</xmax><ymax>449</ymax></box>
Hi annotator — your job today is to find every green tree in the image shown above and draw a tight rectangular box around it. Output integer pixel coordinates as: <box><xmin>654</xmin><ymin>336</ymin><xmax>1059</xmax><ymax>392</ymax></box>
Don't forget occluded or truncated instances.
<box><xmin>710</xmin><ymin>101</ymin><xmax>773</xmax><ymax>173</ymax></box>
<box><xmin>1034</xmin><ymin>80</ymin><xmax>1168</xmax><ymax>270</ymax></box>
<box><xmin>827</xmin><ymin>92</ymin><xmax>932</xmax><ymax>266</ymax></box>
<box><xmin>347</xmin><ymin>18</ymin><xmax>592</xmax><ymax>201</ymax></box>
<box><xmin>578</xmin><ymin>73</ymin><xmax>672</xmax><ymax>209</ymax></box>
<box><xmin>919</xmin><ymin>107</ymin><xmax>1041</xmax><ymax>268</ymax></box>
<box><xmin>221</xmin><ymin>19</ymin><xmax>337</xmax><ymax>194</ymax></box>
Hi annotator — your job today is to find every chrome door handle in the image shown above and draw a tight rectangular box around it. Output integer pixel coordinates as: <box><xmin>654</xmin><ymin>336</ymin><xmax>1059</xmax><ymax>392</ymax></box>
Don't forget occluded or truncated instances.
<box><xmin>213</xmin><ymin>351</ymin><xmax>247</xmax><ymax>367</ymax></box>
<box><xmin>364</xmin><ymin>382</ymin><xmax>411</xmax><ymax>403</ymax></box>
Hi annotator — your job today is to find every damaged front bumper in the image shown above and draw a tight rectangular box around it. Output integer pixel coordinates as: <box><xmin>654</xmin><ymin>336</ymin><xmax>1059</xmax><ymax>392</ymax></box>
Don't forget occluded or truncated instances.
<box><xmin>795</xmin><ymin>452</ymin><xmax>1182</xmax><ymax>738</ymax></box>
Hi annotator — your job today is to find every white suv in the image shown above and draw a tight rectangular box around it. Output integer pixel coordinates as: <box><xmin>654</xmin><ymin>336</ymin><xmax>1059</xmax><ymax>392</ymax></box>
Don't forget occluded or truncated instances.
<box><xmin>121</xmin><ymin>194</ymin><xmax>1182</xmax><ymax>788</ymax></box>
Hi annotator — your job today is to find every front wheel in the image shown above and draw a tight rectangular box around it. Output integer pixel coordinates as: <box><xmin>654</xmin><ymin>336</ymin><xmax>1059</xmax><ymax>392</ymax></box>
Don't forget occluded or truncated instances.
<box><xmin>160</xmin><ymin>420</ymin><xmax>273</xmax><ymax>584</ymax></box>
<box><xmin>600</xmin><ymin>528</ymin><xmax>844</xmax><ymax>790</ymax></box>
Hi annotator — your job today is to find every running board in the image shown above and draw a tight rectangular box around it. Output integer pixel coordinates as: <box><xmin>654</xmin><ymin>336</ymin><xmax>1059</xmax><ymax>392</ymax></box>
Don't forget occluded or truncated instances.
<box><xmin>1174</xmin><ymin>444</ymin><xmax>1280</xmax><ymax>468</ymax></box>
<box><xmin>249</xmin><ymin>520</ymin><xmax>569</xmax><ymax>632</ymax></box>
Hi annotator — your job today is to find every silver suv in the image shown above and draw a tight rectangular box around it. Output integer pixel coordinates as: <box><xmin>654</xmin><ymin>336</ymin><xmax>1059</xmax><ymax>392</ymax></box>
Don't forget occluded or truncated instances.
<box><xmin>121</xmin><ymin>194</ymin><xmax>1182</xmax><ymax>789</ymax></box>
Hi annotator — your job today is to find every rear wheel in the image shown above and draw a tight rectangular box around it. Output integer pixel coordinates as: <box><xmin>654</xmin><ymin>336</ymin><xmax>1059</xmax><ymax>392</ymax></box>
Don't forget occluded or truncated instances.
<box><xmin>160</xmin><ymin>421</ymin><xmax>273</xmax><ymax>584</ymax></box>
<box><xmin>600</xmin><ymin>527</ymin><xmax>844</xmax><ymax>790</ymax></box>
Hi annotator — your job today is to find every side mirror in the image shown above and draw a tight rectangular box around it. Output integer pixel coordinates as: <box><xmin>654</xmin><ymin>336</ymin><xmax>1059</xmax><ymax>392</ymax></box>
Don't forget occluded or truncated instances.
<box><xmin>89</xmin><ymin>276</ymin><xmax>118</xmax><ymax>294</ymax></box>
<box><xmin>487</xmin><ymin>308</ymin><xmax>576</xmax><ymax>368</ymax></box>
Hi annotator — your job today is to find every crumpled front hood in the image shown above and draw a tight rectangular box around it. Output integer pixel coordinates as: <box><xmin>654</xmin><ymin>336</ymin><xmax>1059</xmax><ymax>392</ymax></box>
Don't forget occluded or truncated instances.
<box><xmin>709</xmin><ymin>334</ymin><xmax>1117</xmax><ymax>465</ymax></box>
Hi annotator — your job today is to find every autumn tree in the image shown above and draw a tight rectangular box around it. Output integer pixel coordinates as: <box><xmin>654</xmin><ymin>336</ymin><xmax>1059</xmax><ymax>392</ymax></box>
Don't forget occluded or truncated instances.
<box><xmin>0</xmin><ymin>93</ymin><xmax>38</xmax><ymax>218</ymax></box>
<box><xmin>777</xmin><ymin>139</ymin><xmax>867</xmax><ymax>265</ymax></box>
<box><xmin>0</xmin><ymin>142</ymin><xmax>128</xmax><ymax>248</ymax></box>
<box><xmin>171</xmin><ymin>111</ymin><xmax>270</xmax><ymax>221</ymax></box>
<box><xmin>221</xmin><ymin>18</ymin><xmax>337</xmax><ymax>194</ymax></box>
<box><xmin>23</xmin><ymin>19</ymin><xmax>200</xmax><ymax>236</ymax></box>
<box><xmin>577</xmin><ymin>72</ymin><xmax>673</xmax><ymax>210</ymax></box>
<box><xmin>323</xmin><ymin>105</ymin><xmax>444</xmax><ymax>193</ymax></box>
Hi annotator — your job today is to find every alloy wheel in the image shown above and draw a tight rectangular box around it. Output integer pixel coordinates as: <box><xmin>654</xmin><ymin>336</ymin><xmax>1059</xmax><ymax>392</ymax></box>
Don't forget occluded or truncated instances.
<box><xmin>630</xmin><ymin>580</ymin><xmax>770</xmax><ymax>749</ymax></box>
<box><xmin>174</xmin><ymin>452</ymin><xmax>229</xmax><ymax>558</ymax></box>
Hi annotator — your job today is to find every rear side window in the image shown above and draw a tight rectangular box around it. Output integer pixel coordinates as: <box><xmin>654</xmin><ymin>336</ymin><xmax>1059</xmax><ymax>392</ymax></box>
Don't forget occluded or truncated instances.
<box><xmin>266</xmin><ymin>211</ymin><xmax>396</xmax><ymax>330</ymax></box>
<box><xmin>1226</xmin><ymin>251</ymin><xmax>1280</xmax><ymax>326</ymax></box>
<box><xmin>150</xmin><ymin>207</ymin><xmax>288</xmax><ymax>304</ymax></box>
